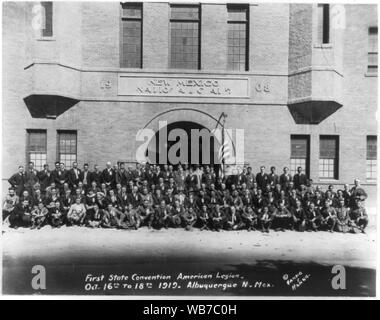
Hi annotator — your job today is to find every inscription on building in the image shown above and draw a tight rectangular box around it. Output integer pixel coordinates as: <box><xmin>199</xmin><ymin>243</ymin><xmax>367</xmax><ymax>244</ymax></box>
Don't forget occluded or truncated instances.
<box><xmin>118</xmin><ymin>75</ymin><xmax>250</xmax><ymax>98</ymax></box>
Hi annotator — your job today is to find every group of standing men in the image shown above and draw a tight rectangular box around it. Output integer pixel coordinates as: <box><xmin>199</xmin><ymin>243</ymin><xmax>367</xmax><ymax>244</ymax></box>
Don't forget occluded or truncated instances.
<box><xmin>3</xmin><ymin>161</ymin><xmax>369</xmax><ymax>233</ymax></box>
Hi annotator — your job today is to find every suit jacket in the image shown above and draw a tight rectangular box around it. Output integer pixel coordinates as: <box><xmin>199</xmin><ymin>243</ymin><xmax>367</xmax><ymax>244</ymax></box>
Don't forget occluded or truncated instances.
<box><xmin>245</xmin><ymin>173</ymin><xmax>256</xmax><ymax>189</ymax></box>
<box><xmin>128</xmin><ymin>192</ymin><xmax>142</xmax><ymax>208</ymax></box>
<box><xmin>24</xmin><ymin>169</ymin><xmax>39</xmax><ymax>188</ymax></box>
<box><xmin>101</xmin><ymin>168</ymin><xmax>115</xmax><ymax>186</ymax></box>
<box><xmin>61</xmin><ymin>195</ymin><xmax>74</xmax><ymax>209</ymax></box>
<box><xmin>268</xmin><ymin>173</ymin><xmax>280</xmax><ymax>187</ymax></box>
<box><xmin>68</xmin><ymin>168</ymin><xmax>82</xmax><ymax>187</ymax></box>
<box><xmin>115</xmin><ymin>169</ymin><xmax>128</xmax><ymax>186</ymax></box>
<box><xmin>279</xmin><ymin>173</ymin><xmax>293</xmax><ymax>189</ymax></box>
<box><xmin>256</xmin><ymin>173</ymin><xmax>269</xmax><ymax>190</ymax></box>
<box><xmin>8</xmin><ymin>173</ymin><xmax>25</xmax><ymax>195</ymax></box>
<box><xmin>51</xmin><ymin>169</ymin><xmax>68</xmax><ymax>186</ymax></box>
<box><xmin>293</xmin><ymin>173</ymin><xmax>307</xmax><ymax>190</ymax></box>
<box><xmin>91</xmin><ymin>171</ymin><xmax>102</xmax><ymax>185</ymax></box>
<box><xmin>37</xmin><ymin>170</ymin><xmax>51</xmax><ymax>191</ymax></box>
<box><xmin>306</xmin><ymin>208</ymin><xmax>322</xmax><ymax>220</ymax></box>
<box><xmin>291</xmin><ymin>207</ymin><xmax>306</xmax><ymax>221</ymax></box>
<box><xmin>79</xmin><ymin>170</ymin><xmax>92</xmax><ymax>187</ymax></box>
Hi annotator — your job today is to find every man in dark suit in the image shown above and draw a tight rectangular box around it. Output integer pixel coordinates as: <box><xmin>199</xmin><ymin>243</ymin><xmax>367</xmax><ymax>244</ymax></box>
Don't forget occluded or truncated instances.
<box><xmin>293</xmin><ymin>166</ymin><xmax>307</xmax><ymax>191</ymax></box>
<box><xmin>116</xmin><ymin>162</ymin><xmax>128</xmax><ymax>187</ymax></box>
<box><xmin>8</xmin><ymin>165</ymin><xmax>26</xmax><ymax>196</ymax></box>
<box><xmin>256</xmin><ymin>166</ymin><xmax>269</xmax><ymax>191</ymax></box>
<box><xmin>101</xmin><ymin>162</ymin><xmax>116</xmax><ymax>189</ymax></box>
<box><xmin>51</xmin><ymin>162</ymin><xmax>62</xmax><ymax>186</ymax></box>
<box><xmin>279</xmin><ymin>167</ymin><xmax>292</xmax><ymax>190</ymax></box>
<box><xmin>24</xmin><ymin>162</ymin><xmax>39</xmax><ymax>195</ymax></box>
<box><xmin>91</xmin><ymin>164</ymin><xmax>102</xmax><ymax>185</ymax></box>
<box><xmin>268</xmin><ymin>166</ymin><xmax>279</xmax><ymax>189</ymax></box>
<box><xmin>68</xmin><ymin>162</ymin><xmax>81</xmax><ymax>189</ymax></box>
<box><xmin>59</xmin><ymin>162</ymin><xmax>69</xmax><ymax>189</ymax></box>
<box><xmin>37</xmin><ymin>164</ymin><xmax>51</xmax><ymax>192</ymax></box>
<box><xmin>79</xmin><ymin>163</ymin><xmax>92</xmax><ymax>191</ymax></box>
<box><xmin>245</xmin><ymin>166</ymin><xmax>255</xmax><ymax>190</ymax></box>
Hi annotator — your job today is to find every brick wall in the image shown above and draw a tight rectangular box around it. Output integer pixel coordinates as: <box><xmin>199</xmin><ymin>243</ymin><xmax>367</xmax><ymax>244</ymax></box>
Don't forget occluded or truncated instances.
<box><xmin>2</xmin><ymin>2</ymin><xmax>377</xmax><ymax>209</ymax></box>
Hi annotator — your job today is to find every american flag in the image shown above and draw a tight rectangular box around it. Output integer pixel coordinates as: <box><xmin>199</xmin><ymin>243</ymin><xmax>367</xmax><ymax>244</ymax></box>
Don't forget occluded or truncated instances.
<box><xmin>218</xmin><ymin>130</ymin><xmax>234</xmax><ymax>178</ymax></box>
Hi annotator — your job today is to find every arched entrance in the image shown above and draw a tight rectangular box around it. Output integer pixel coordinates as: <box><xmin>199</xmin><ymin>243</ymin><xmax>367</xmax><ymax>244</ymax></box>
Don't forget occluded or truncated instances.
<box><xmin>145</xmin><ymin>121</ymin><xmax>220</xmax><ymax>170</ymax></box>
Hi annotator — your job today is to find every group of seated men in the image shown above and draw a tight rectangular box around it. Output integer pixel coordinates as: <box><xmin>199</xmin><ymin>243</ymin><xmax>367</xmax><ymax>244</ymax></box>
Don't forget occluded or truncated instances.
<box><xmin>2</xmin><ymin>160</ymin><xmax>369</xmax><ymax>233</ymax></box>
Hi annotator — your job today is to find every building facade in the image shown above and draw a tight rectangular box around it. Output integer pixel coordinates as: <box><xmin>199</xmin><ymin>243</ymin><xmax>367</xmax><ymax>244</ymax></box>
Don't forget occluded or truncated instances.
<box><xmin>2</xmin><ymin>2</ymin><xmax>378</xmax><ymax>207</ymax></box>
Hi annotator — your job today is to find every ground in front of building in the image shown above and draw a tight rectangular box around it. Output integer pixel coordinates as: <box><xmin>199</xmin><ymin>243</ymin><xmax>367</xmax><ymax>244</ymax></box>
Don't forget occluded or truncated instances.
<box><xmin>2</xmin><ymin>223</ymin><xmax>376</xmax><ymax>296</ymax></box>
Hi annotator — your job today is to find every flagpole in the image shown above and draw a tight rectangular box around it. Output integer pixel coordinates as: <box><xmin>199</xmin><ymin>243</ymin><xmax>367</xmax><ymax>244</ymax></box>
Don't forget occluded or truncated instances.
<box><xmin>221</xmin><ymin>113</ymin><xmax>226</xmax><ymax>179</ymax></box>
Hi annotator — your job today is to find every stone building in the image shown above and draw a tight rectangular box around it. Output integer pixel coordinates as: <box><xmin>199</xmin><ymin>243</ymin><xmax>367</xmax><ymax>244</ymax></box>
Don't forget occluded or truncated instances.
<box><xmin>2</xmin><ymin>1</ymin><xmax>378</xmax><ymax>207</ymax></box>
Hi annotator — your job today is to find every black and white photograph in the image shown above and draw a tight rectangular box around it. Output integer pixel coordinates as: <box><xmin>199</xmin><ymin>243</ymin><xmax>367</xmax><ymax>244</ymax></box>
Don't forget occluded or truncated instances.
<box><xmin>1</xmin><ymin>0</ymin><xmax>378</xmax><ymax>299</ymax></box>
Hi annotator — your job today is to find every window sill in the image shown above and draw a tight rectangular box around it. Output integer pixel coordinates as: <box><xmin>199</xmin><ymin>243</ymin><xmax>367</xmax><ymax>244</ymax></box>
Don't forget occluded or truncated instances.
<box><xmin>313</xmin><ymin>43</ymin><xmax>333</xmax><ymax>49</ymax></box>
<box><xmin>318</xmin><ymin>178</ymin><xmax>339</xmax><ymax>183</ymax></box>
<box><xmin>36</xmin><ymin>36</ymin><xmax>56</xmax><ymax>42</ymax></box>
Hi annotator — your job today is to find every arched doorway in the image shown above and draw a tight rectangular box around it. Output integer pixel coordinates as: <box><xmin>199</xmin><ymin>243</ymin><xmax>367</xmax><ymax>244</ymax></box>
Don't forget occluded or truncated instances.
<box><xmin>145</xmin><ymin>121</ymin><xmax>220</xmax><ymax>171</ymax></box>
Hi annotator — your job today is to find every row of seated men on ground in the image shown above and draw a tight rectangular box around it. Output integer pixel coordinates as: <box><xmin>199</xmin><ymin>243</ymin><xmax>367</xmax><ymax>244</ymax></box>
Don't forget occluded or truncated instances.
<box><xmin>3</xmin><ymin>162</ymin><xmax>369</xmax><ymax>233</ymax></box>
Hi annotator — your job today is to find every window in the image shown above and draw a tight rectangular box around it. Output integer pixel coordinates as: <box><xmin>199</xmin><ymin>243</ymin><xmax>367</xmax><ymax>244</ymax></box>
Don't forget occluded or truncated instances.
<box><xmin>120</xmin><ymin>2</ymin><xmax>142</xmax><ymax>68</ymax></box>
<box><xmin>319</xmin><ymin>136</ymin><xmax>339</xmax><ymax>179</ymax></box>
<box><xmin>170</xmin><ymin>5</ymin><xmax>200</xmax><ymax>69</ymax></box>
<box><xmin>290</xmin><ymin>135</ymin><xmax>310</xmax><ymax>177</ymax></box>
<box><xmin>227</xmin><ymin>4</ymin><xmax>249</xmax><ymax>71</ymax></box>
<box><xmin>366</xmin><ymin>136</ymin><xmax>377</xmax><ymax>181</ymax></box>
<box><xmin>368</xmin><ymin>27</ymin><xmax>378</xmax><ymax>74</ymax></box>
<box><xmin>317</xmin><ymin>4</ymin><xmax>330</xmax><ymax>44</ymax></box>
<box><xmin>58</xmin><ymin>131</ymin><xmax>77</xmax><ymax>167</ymax></box>
<box><xmin>27</xmin><ymin>130</ymin><xmax>47</xmax><ymax>170</ymax></box>
<box><xmin>41</xmin><ymin>2</ymin><xmax>53</xmax><ymax>37</ymax></box>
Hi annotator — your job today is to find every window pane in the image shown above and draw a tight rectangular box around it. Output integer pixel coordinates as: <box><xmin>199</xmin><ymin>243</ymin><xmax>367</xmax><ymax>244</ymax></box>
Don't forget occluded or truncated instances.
<box><xmin>28</xmin><ymin>130</ymin><xmax>47</xmax><ymax>152</ymax></box>
<box><xmin>290</xmin><ymin>135</ymin><xmax>309</xmax><ymax>176</ymax></box>
<box><xmin>121</xmin><ymin>20</ymin><xmax>142</xmax><ymax>68</ymax></box>
<box><xmin>368</xmin><ymin>27</ymin><xmax>378</xmax><ymax>53</ymax></box>
<box><xmin>27</xmin><ymin>130</ymin><xmax>47</xmax><ymax>170</ymax></box>
<box><xmin>41</xmin><ymin>2</ymin><xmax>53</xmax><ymax>37</ymax></box>
<box><xmin>120</xmin><ymin>3</ymin><xmax>142</xmax><ymax>68</ymax></box>
<box><xmin>319</xmin><ymin>136</ymin><xmax>338</xmax><ymax>179</ymax></box>
<box><xmin>290</xmin><ymin>158</ymin><xmax>306</xmax><ymax>176</ymax></box>
<box><xmin>317</xmin><ymin>4</ymin><xmax>329</xmax><ymax>44</ymax></box>
<box><xmin>170</xmin><ymin>21</ymin><xmax>199</xmax><ymax>69</ymax></box>
<box><xmin>320</xmin><ymin>136</ymin><xmax>337</xmax><ymax>158</ymax></box>
<box><xmin>227</xmin><ymin>22</ymin><xmax>247</xmax><ymax>71</ymax></box>
<box><xmin>366</xmin><ymin>159</ymin><xmax>377</xmax><ymax>180</ymax></box>
<box><xmin>60</xmin><ymin>154</ymin><xmax>77</xmax><ymax>168</ymax></box>
<box><xmin>291</xmin><ymin>137</ymin><xmax>308</xmax><ymax>158</ymax></box>
<box><xmin>319</xmin><ymin>158</ymin><xmax>335</xmax><ymax>179</ymax></box>
<box><xmin>367</xmin><ymin>136</ymin><xmax>377</xmax><ymax>159</ymax></box>
<box><xmin>58</xmin><ymin>131</ymin><xmax>77</xmax><ymax>166</ymax></box>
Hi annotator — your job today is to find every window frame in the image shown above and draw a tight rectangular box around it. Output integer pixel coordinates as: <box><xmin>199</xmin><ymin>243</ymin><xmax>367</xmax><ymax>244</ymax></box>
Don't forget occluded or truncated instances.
<box><xmin>317</xmin><ymin>3</ymin><xmax>330</xmax><ymax>44</ymax></box>
<box><xmin>366</xmin><ymin>135</ymin><xmax>377</xmax><ymax>181</ymax></box>
<box><xmin>319</xmin><ymin>135</ymin><xmax>339</xmax><ymax>180</ymax></box>
<box><xmin>367</xmin><ymin>27</ymin><xmax>378</xmax><ymax>75</ymax></box>
<box><xmin>227</xmin><ymin>4</ymin><xmax>249</xmax><ymax>71</ymax></box>
<box><xmin>120</xmin><ymin>2</ymin><xmax>143</xmax><ymax>68</ymax></box>
<box><xmin>36</xmin><ymin>1</ymin><xmax>54</xmax><ymax>40</ymax></box>
<box><xmin>290</xmin><ymin>135</ymin><xmax>310</xmax><ymax>178</ymax></box>
<box><xmin>57</xmin><ymin>130</ymin><xmax>78</xmax><ymax>168</ymax></box>
<box><xmin>26</xmin><ymin>129</ymin><xmax>47</xmax><ymax>171</ymax></box>
<box><xmin>169</xmin><ymin>4</ymin><xmax>201</xmax><ymax>70</ymax></box>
